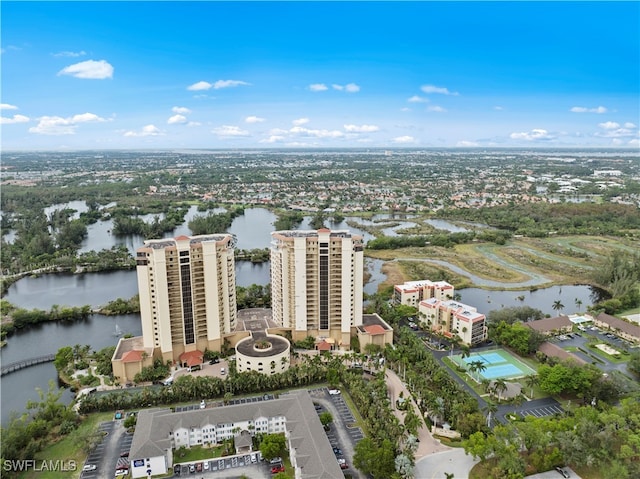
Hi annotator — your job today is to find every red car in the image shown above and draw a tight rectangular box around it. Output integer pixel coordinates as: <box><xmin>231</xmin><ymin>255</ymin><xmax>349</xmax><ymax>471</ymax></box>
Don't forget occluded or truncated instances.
<box><xmin>340</xmin><ymin>463</ymin><xmax>349</xmax><ymax>470</ymax></box>
<box><xmin>271</xmin><ymin>465</ymin><xmax>285</xmax><ymax>474</ymax></box>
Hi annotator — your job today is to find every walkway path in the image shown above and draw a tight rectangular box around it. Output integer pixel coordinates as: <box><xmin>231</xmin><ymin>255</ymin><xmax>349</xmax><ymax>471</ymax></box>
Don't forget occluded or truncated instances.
<box><xmin>384</xmin><ymin>368</ymin><xmax>450</xmax><ymax>458</ymax></box>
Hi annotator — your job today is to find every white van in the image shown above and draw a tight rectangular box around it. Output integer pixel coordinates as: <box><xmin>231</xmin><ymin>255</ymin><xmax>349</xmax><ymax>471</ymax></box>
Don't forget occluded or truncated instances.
<box><xmin>220</xmin><ymin>367</ymin><xmax>226</xmax><ymax>375</ymax></box>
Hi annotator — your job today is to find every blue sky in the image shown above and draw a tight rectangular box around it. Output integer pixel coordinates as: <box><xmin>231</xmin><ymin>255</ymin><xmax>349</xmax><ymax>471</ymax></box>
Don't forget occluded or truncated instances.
<box><xmin>1</xmin><ymin>1</ymin><xmax>639</xmax><ymax>149</ymax></box>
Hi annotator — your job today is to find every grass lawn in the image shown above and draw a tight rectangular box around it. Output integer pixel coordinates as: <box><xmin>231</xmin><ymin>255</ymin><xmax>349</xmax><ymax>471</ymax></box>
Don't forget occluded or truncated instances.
<box><xmin>174</xmin><ymin>444</ymin><xmax>226</xmax><ymax>463</ymax></box>
<box><xmin>19</xmin><ymin>412</ymin><xmax>113</xmax><ymax>479</ymax></box>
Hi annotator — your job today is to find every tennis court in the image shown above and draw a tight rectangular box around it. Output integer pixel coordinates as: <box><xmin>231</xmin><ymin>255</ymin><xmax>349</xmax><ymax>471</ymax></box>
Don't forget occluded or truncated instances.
<box><xmin>455</xmin><ymin>348</ymin><xmax>536</xmax><ymax>380</ymax></box>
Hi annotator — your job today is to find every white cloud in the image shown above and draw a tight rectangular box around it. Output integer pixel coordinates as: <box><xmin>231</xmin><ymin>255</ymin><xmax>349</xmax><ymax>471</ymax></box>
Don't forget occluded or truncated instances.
<box><xmin>187</xmin><ymin>81</ymin><xmax>213</xmax><ymax>91</ymax></box>
<box><xmin>187</xmin><ymin>121</ymin><xmax>201</xmax><ymax>127</ymax></box>
<box><xmin>259</xmin><ymin>135</ymin><xmax>286</xmax><ymax>144</ymax></box>
<box><xmin>595</xmin><ymin>125</ymin><xmax>636</xmax><ymax>138</ymax></box>
<box><xmin>29</xmin><ymin>112</ymin><xmax>106</xmax><ymax>135</ymax></box>
<box><xmin>624</xmin><ymin>122</ymin><xmax>637</xmax><ymax>129</ymax></box>
<box><xmin>172</xmin><ymin>106</ymin><xmax>191</xmax><ymax>114</ymax></box>
<box><xmin>1</xmin><ymin>103</ymin><xmax>19</xmax><ymax>110</ymax></box>
<box><xmin>212</xmin><ymin>125</ymin><xmax>250</xmax><ymax>137</ymax></box>
<box><xmin>427</xmin><ymin>106</ymin><xmax>447</xmax><ymax>113</ymax></box>
<box><xmin>400</xmin><ymin>107</ymin><xmax>411</xmax><ymax>112</ymax></box>
<box><xmin>245</xmin><ymin>115</ymin><xmax>265</xmax><ymax>123</ymax></box>
<box><xmin>124</xmin><ymin>124</ymin><xmax>163</xmax><ymax>137</ymax></box>
<box><xmin>289</xmin><ymin>126</ymin><xmax>343</xmax><ymax>138</ymax></box>
<box><xmin>344</xmin><ymin>124</ymin><xmax>379</xmax><ymax>133</ymax></box>
<box><xmin>188</xmin><ymin>80</ymin><xmax>250</xmax><ymax>91</ymax></box>
<box><xmin>494</xmin><ymin>106</ymin><xmax>504</xmax><ymax>111</ymax></box>
<box><xmin>58</xmin><ymin>59</ymin><xmax>113</xmax><ymax>79</ymax></box>
<box><xmin>628</xmin><ymin>139</ymin><xmax>640</xmax><ymax>146</ymax></box>
<box><xmin>1</xmin><ymin>114</ymin><xmax>30</xmax><ymax>125</ymax></box>
<box><xmin>332</xmin><ymin>83</ymin><xmax>360</xmax><ymax>92</ymax></box>
<box><xmin>510</xmin><ymin>129</ymin><xmax>555</xmax><ymax>141</ymax></box>
<box><xmin>212</xmin><ymin>79</ymin><xmax>250</xmax><ymax>89</ymax></box>
<box><xmin>456</xmin><ymin>140</ymin><xmax>479</xmax><ymax>147</ymax></box>
<box><xmin>308</xmin><ymin>83</ymin><xmax>328</xmax><ymax>92</ymax></box>
<box><xmin>421</xmin><ymin>84</ymin><xmax>458</xmax><ymax>95</ymax></box>
<box><xmin>570</xmin><ymin>106</ymin><xmax>607</xmax><ymax>114</ymax></box>
<box><xmin>53</xmin><ymin>50</ymin><xmax>86</xmax><ymax>58</ymax></box>
<box><xmin>292</xmin><ymin>118</ymin><xmax>310</xmax><ymax>126</ymax></box>
<box><xmin>408</xmin><ymin>95</ymin><xmax>429</xmax><ymax>103</ymax></box>
<box><xmin>393</xmin><ymin>135</ymin><xmax>416</xmax><ymax>143</ymax></box>
<box><xmin>167</xmin><ymin>114</ymin><xmax>187</xmax><ymax>125</ymax></box>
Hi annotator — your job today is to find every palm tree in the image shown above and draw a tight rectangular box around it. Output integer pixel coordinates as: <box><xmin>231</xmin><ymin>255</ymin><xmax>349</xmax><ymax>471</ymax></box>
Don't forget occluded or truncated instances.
<box><xmin>483</xmin><ymin>401</ymin><xmax>498</xmax><ymax>428</ymax></box>
<box><xmin>552</xmin><ymin>300</ymin><xmax>565</xmax><ymax>314</ymax></box>
<box><xmin>493</xmin><ymin>378</ymin><xmax>508</xmax><ymax>401</ymax></box>
<box><xmin>525</xmin><ymin>374</ymin><xmax>538</xmax><ymax>399</ymax></box>
<box><xmin>467</xmin><ymin>360</ymin><xmax>486</xmax><ymax>382</ymax></box>
<box><xmin>575</xmin><ymin>298</ymin><xmax>583</xmax><ymax>312</ymax></box>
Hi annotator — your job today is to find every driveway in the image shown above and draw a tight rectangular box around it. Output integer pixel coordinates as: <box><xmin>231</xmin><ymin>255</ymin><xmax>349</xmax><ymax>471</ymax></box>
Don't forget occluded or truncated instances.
<box><xmin>415</xmin><ymin>448</ymin><xmax>479</xmax><ymax>479</ymax></box>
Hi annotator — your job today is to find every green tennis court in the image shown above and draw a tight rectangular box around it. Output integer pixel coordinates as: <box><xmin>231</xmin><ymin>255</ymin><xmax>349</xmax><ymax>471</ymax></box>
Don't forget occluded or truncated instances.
<box><xmin>452</xmin><ymin>348</ymin><xmax>536</xmax><ymax>380</ymax></box>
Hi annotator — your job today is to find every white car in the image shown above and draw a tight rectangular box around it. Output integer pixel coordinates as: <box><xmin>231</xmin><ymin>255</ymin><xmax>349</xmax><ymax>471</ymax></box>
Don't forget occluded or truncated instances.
<box><xmin>328</xmin><ymin>389</ymin><xmax>341</xmax><ymax>395</ymax></box>
<box><xmin>204</xmin><ymin>461</ymin><xmax>210</xmax><ymax>470</ymax></box>
<box><xmin>114</xmin><ymin>470</ymin><xmax>128</xmax><ymax>477</ymax></box>
<box><xmin>82</xmin><ymin>464</ymin><xmax>97</xmax><ymax>472</ymax></box>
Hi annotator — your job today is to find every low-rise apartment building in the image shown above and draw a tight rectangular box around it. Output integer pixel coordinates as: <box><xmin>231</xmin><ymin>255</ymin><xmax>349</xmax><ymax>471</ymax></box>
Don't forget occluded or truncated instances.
<box><xmin>418</xmin><ymin>298</ymin><xmax>487</xmax><ymax>345</ymax></box>
<box><xmin>129</xmin><ymin>390</ymin><xmax>344</xmax><ymax>479</ymax></box>
<box><xmin>394</xmin><ymin>279</ymin><xmax>455</xmax><ymax>307</ymax></box>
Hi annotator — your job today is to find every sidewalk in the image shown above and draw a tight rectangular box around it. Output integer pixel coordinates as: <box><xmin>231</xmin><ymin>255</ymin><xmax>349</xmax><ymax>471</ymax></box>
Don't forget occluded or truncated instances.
<box><xmin>384</xmin><ymin>368</ymin><xmax>450</xmax><ymax>459</ymax></box>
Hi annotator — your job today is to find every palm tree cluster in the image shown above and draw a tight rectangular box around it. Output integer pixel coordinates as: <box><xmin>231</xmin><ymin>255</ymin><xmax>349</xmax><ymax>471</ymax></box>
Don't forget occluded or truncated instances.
<box><xmin>385</xmin><ymin>328</ymin><xmax>479</xmax><ymax>435</ymax></box>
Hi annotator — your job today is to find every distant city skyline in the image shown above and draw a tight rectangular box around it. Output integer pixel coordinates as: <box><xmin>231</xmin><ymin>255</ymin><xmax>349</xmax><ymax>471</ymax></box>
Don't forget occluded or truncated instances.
<box><xmin>1</xmin><ymin>1</ymin><xmax>638</xmax><ymax>150</ymax></box>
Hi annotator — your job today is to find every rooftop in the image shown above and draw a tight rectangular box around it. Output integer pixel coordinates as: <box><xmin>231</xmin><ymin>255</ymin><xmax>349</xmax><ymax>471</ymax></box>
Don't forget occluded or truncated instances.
<box><xmin>130</xmin><ymin>390</ymin><xmax>344</xmax><ymax>479</ymax></box>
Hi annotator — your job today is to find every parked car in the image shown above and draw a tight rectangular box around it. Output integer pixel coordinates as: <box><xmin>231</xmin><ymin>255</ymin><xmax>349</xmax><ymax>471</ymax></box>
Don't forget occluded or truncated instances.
<box><xmin>82</xmin><ymin>465</ymin><xmax>97</xmax><ymax>472</ymax></box>
<box><xmin>195</xmin><ymin>462</ymin><xmax>203</xmax><ymax>472</ymax></box>
<box><xmin>189</xmin><ymin>464</ymin><xmax>195</xmax><ymax>473</ymax></box>
<box><xmin>555</xmin><ymin>466</ymin><xmax>570</xmax><ymax>478</ymax></box>
<box><xmin>333</xmin><ymin>447</ymin><xmax>342</xmax><ymax>455</ymax></box>
<box><xmin>271</xmin><ymin>465</ymin><xmax>285</xmax><ymax>474</ymax></box>
<box><xmin>203</xmin><ymin>461</ymin><xmax>210</xmax><ymax>470</ymax></box>
<box><xmin>209</xmin><ymin>358</ymin><xmax>220</xmax><ymax>364</ymax></box>
<box><xmin>114</xmin><ymin>470</ymin><xmax>128</xmax><ymax>477</ymax></box>
<box><xmin>269</xmin><ymin>457</ymin><xmax>283</xmax><ymax>465</ymax></box>
<box><xmin>328</xmin><ymin>389</ymin><xmax>341</xmax><ymax>395</ymax></box>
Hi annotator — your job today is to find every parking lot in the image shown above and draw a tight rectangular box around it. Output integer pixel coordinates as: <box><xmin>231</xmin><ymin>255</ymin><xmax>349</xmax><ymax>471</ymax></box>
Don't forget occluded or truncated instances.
<box><xmin>549</xmin><ymin>327</ymin><xmax>636</xmax><ymax>377</ymax></box>
<box><xmin>80</xmin><ymin>418</ymin><xmax>132</xmax><ymax>479</ymax></box>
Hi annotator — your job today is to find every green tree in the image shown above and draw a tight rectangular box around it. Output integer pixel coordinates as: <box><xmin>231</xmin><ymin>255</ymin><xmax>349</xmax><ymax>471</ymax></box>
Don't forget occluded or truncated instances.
<box><xmin>54</xmin><ymin>346</ymin><xmax>74</xmax><ymax>371</ymax></box>
<box><xmin>259</xmin><ymin>433</ymin><xmax>287</xmax><ymax>461</ymax></box>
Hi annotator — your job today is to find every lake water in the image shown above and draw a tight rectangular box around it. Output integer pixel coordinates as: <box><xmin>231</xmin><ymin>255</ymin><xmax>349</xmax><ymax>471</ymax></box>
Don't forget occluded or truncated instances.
<box><xmin>0</xmin><ymin>204</ymin><xmax>602</xmax><ymax>424</ymax></box>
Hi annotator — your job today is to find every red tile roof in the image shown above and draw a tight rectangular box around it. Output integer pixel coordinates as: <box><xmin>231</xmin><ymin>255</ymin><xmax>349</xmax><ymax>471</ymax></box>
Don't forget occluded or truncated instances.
<box><xmin>121</xmin><ymin>350</ymin><xmax>144</xmax><ymax>363</ymax></box>
<box><xmin>316</xmin><ymin>340</ymin><xmax>332</xmax><ymax>351</ymax></box>
<box><xmin>179</xmin><ymin>350</ymin><xmax>203</xmax><ymax>366</ymax></box>
<box><xmin>175</xmin><ymin>235</ymin><xmax>191</xmax><ymax>241</ymax></box>
<box><xmin>363</xmin><ymin>325</ymin><xmax>387</xmax><ymax>335</ymax></box>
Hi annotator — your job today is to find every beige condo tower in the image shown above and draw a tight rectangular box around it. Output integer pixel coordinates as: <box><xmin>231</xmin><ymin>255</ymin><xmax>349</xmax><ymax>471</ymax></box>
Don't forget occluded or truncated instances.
<box><xmin>135</xmin><ymin>234</ymin><xmax>237</xmax><ymax>363</ymax></box>
<box><xmin>270</xmin><ymin>229</ymin><xmax>364</xmax><ymax>349</ymax></box>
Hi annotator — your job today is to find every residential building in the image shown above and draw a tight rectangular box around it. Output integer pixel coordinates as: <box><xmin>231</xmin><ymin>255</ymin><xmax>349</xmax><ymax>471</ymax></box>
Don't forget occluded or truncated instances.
<box><xmin>394</xmin><ymin>279</ymin><xmax>455</xmax><ymax>306</ymax></box>
<box><xmin>270</xmin><ymin>229</ymin><xmax>364</xmax><ymax>348</ymax></box>
<box><xmin>129</xmin><ymin>390</ymin><xmax>344</xmax><ymax>479</ymax></box>
<box><xmin>524</xmin><ymin>315</ymin><xmax>573</xmax><ymax>336</ymax></box>
<box><xmin>418</xmin><ymin>298</ymin><xmax>487</xmax><ymax>345</ymax></box>
<box><xmin>594</xmin><ymin>312</ymin><xmax>640</xmax><ymax>343</ymax></box>
<box><xmin>135</xmin><ymin>234</ymin><xmax>237</xmax><ymax>363</ymax></box>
